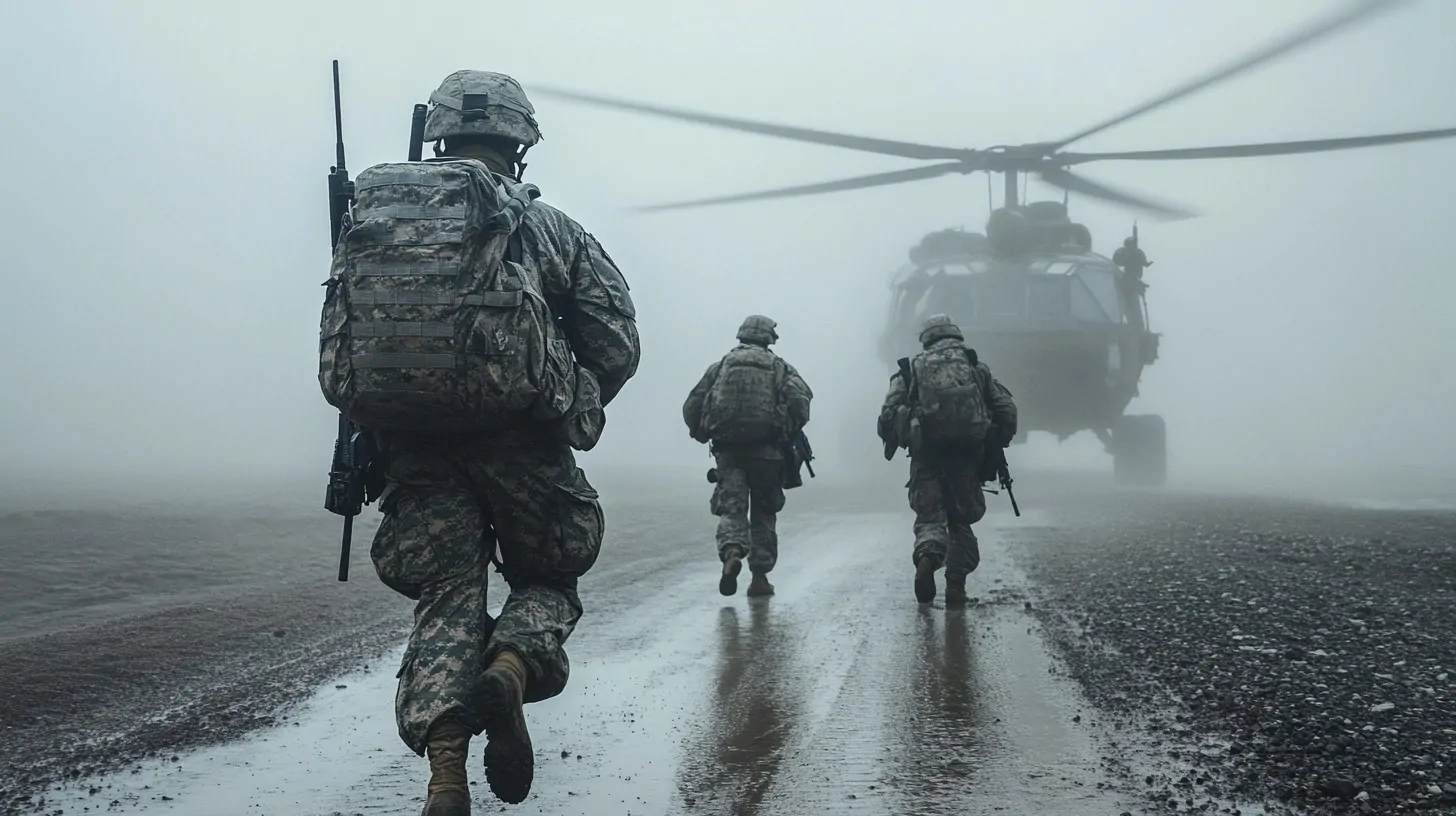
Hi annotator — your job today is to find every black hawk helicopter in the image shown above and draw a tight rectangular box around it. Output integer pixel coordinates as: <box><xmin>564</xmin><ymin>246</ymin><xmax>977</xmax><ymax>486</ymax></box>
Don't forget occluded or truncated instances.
<box><xmin>534</xmin><ymin>0</ymin><xmax>1456</xmax><ymax>486</ymax></box>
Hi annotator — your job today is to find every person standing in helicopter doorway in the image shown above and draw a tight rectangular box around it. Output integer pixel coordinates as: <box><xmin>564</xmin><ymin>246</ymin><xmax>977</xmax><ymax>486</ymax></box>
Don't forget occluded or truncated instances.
<box><xmin>683</xmin><ymin>315</ymin><xmax>813</xmax><ymax>598</ymax></box>
<box><xmin>877</xmin><ymin>314</ymin><xmax>1016</xmax><ymax>605</ymax></box>
<box><xmin>321</xmin><ymin>70</ymin><xmax>641</xmax><ymax>813</ymax></box>
<box><xmin>1113</xmin><ymin>235</ymin><xmax>1152</xmax><ymax>285</ymax></box>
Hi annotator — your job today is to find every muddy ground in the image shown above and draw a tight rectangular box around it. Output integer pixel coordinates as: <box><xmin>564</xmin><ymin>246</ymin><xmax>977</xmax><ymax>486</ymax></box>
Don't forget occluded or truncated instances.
<box><xmin>0</xmin><ymin>496</ymin><xmax>409</xmax><ymax>815</ymax></box>
<box><xmin>2</xmin><ymin>470</ymin><xmax>1455</xmax><ymax>815</ymax></box>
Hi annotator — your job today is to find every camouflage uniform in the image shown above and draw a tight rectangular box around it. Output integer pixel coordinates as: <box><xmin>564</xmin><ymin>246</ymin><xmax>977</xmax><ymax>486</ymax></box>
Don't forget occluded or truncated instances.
<box><xmin>878</xmin><ymin>316</ymin><xmax>1015</xmax><ymax>601</ymax></box>
<box><xmin>683</xmin><ymin>317</ymin><xmax>812</xmax><ymax>593</ymax></box>
<box><xmin>346</xmin><ymin>70</ymin><xmax>639</xmax><ymax>810</ymax></box>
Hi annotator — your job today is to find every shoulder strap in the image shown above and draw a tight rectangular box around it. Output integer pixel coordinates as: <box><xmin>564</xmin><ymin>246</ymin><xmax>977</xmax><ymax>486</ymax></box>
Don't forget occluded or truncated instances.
<box><xmin>507</xmin><ymin>230</ymin><xmax>524</xmax><ymax>266</ymax></box>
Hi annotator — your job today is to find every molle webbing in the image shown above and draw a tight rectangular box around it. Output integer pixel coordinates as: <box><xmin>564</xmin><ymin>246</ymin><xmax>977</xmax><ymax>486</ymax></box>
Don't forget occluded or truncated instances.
<box><xmin>354</xmin><ymin>261</ymin><xmax>462</xmax><ymax>278</ymax></box>
<box><xmin>362</xmin><ymin>204</ymin><xmax>467</xmax><ymax>221</ymax></box>
<box><xmin>355</xmin><ymin>169</ymin><xmax>452</xmax><ymax>190</ymax></box>
<box><xmin>350</xmin><ymin>291</ymin><xmax>523</xmax><ymax>307</ymax></box>
<box><xmin>350</xmin><ymin>352</ymin><xmax>458</xmax><ymax>370</ymax></box>
<box><xmin>348</xmin><ymin>321</ymin><xmax>453</xmax><ymax>338</ymax></box>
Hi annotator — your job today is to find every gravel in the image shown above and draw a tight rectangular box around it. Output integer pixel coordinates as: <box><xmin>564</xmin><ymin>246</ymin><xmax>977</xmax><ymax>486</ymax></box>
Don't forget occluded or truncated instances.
<box><xmin>1011</xmin><ymin>492</ymin><xmax>1456</xmax><ymax>815</ymax></box>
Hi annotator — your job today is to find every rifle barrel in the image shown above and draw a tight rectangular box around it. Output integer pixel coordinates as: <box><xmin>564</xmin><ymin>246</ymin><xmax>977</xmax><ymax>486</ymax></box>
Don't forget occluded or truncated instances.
<box><xmin>332</xmin><ymin>60</ymin><xmax>346</xmax><ymax>169</ymax></box>
<box><xmin>337</xmin><ymin>514</ymin><xmax>353</xmax><ymax>581</ymax></box>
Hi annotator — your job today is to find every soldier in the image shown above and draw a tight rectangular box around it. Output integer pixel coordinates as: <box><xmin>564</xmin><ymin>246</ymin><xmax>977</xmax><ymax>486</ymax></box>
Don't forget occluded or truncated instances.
<box><xmin>352</xmin><ymin>71</ymin><xmax>640</xmax><ymax>813</ymax></box>
<box><xmin>878</xmin><ymin>314</ymin><xmax>1016</xmax><ymax>606</ymax></box>
<box><xmin>1112</xmin><ymin>235</ymin><xmax>1153</xmax><ymax>284</ymax></box>
<box><xmin>683</xmin><ymin>316</ymin><xmax>813</xmax><ymax>598</ymax></box>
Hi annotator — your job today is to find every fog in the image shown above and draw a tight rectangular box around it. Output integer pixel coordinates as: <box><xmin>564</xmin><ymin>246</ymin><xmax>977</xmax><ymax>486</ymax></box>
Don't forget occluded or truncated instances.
<box><xmin>2</xmin><ymin>0</ymin><xmax>1453</xmax><ymax>509</ymax></box>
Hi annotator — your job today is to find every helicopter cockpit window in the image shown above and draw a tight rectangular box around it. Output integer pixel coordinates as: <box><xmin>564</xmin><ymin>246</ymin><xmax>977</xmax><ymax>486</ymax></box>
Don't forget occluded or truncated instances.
<box><xmin>1026</xmin><ymin>276</ymin><xmax>1070</xmax><ymax>320</ymax></box>
<box><xmin>1069</xmin><ymin>265</ymin><xmax>1123</xmax><ymax>323</ymax></box>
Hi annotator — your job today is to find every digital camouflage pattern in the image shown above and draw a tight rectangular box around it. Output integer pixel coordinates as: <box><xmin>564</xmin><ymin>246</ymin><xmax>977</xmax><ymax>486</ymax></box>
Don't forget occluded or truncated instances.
<box><xmin>907</xmin><ymin>453</ymin><xmax>986</xmax><ymax>580</ymax></box>
<box><xmin>698</xmin><ymin>344</ymin><xmax>787</xmax><ymax>445</ymax></box>
<box><xmin>710</xmin><ymin>450</ymin><xmax>786</xmax><ymax>573</ymax></box>
<box><xmin>423</xmin><ymin>70</ymin><xmax>542</xmax><ymax>148</ymax></box>
<box><xmin>735</xmin><ymin>314</ymin><xmax>778</xmax><ymax>345</ymax></box>
<box><xmin>362</xmin><ymin>168</ymin><xmax>639</xmax><ymax>758</ymax></box>
<box><xmin>683</xmin><ymin>346</ymin><xmax>811</xmax><ymax>449</ymax></box>
<box><xmin>684</xmin><ymin>337</ymin><xmax>812</xmax><ymax>572</ymax></box>
<box><xmin>909</xmin><ymin>341</ymin><xmax>993</xmax><ymax>445</ymax></box>
<box><xmin>320</xmin><ymin>160</ymin><xmax>592</xmax><ymax>438</ymax></box>
<box><xmin>370</xmin><ymin>426</ymin><xmax>604</xmax><ymax>756</ymax></box>
<box><xmin>879</xmin><ymin>337</ymin><xmax>1016</xmax><ymax>578</ymax></box>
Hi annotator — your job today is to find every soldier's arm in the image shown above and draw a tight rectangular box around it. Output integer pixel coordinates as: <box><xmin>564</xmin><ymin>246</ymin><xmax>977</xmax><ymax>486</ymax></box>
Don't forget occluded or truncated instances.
<box><xmin>682</xmin><ymin>362</ymin><xmax>720</xmax><ymax>441</ymax></box>
<box><xmin>561</xmin><ymin>231</ymin><xmax>641</xmax><ymax>407</ymax></box>
<box><xmin>782</xmin><ymin>361</ymin><xmax>813</xmax><ymax>431</ymax></box>
<box><xmin>877</xmin><ymin>372</ymin><xmax>908</xmax><ymax>443</ymax></box>
<box><xmin>979</xmin><ymin>364</ymin><xmax>1018</xmax><ymax>443</ymax></box>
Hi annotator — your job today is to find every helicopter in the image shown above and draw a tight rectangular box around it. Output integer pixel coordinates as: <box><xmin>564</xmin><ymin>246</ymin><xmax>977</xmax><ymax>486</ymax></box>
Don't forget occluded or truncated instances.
<box><xmin>532</xmin><ymin>0</ymin><xmax>1456</xmax><ymax>486</ymax></box>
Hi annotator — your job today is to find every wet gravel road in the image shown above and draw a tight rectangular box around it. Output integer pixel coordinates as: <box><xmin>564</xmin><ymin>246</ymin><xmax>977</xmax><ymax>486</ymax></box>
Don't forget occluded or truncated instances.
<box><xmin>4</xmin><ymin>471</ymin><xmax>1453</xmax><ymax>815</ymax></box>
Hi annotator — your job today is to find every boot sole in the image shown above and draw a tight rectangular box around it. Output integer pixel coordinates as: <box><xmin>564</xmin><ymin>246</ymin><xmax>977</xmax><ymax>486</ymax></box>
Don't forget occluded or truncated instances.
<box><xmin>719</xmin><ymin>558</ymin><xmax>742</xmax><ymax>596</ymax></box>
<box><xmin>478</xmin><ymin>670</ymin><xmax>533</xmax><ymax>804</ymax></box>
<box><xmin>914</xmin><ymin>561</ymin><xmax>936</xmax><ymax>604</ymax></box>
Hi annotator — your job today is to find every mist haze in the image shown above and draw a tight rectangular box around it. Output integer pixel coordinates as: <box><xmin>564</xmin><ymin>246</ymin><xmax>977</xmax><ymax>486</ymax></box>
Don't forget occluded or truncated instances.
<box><xmin>2</xmin><ymin>0</ymin><xmax>1453</xmax><ymax>509</ymax></box>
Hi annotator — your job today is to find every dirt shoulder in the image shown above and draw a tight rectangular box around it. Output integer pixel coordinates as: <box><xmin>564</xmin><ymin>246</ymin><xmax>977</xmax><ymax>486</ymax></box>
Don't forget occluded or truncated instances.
<box><xmin>1010</xmin><ymin>492</ymin><xmax>1456</xmax><ymax>815</ymax></box>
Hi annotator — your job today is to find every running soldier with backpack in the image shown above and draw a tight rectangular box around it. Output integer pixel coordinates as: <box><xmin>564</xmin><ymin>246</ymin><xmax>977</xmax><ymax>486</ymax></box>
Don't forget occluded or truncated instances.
<box><xmin>877</xmin><ymin>314</ymin><xmax>1016</xmax><ymax>606</ymax></box>
<box><xmin>318</xmin><ymin>69</ymin><xmax>640</xmax><ymax>813</ymax></box>
<box><xmin>683</xmin><ymin>316</ymin><xmax>813</xmax><ymax>598</ymax></box>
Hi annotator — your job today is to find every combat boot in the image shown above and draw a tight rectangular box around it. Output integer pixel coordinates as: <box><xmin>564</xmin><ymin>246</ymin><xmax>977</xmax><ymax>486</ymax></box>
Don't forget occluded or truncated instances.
<box><xmin>914</xmin><ymin>556</ymin><xmax>938</xmax><ymax>604</ymax></box>
<box><xmin>422</xmin><ymin>718</ymin><xmax>472</xmax><ymax>816</ymax></box>
<box><xmin>944</xmin><ymin>578</ymin><xmax>968</xmax><ymax>606</ymax></box>
<box><xmin>746</xmin><ymin>570</ymin><xmax>774</xmax><ymax>597</ymax></box>
<box><xmin>719</xmin><ymin>556</ymin><xmax>743</xmax><ymax>596</ymax></box>
<box><xmin>476</xmin><ymin>648</ymin><xmax>533</xmax><ymax>805</ymax></box>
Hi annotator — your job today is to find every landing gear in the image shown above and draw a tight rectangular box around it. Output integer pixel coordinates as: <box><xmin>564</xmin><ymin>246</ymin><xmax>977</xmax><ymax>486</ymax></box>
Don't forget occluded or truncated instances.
<box><xmin>1112</xmin><ymin>414</ymin><xmax>1166</xmax><ymax>487</ymax></box>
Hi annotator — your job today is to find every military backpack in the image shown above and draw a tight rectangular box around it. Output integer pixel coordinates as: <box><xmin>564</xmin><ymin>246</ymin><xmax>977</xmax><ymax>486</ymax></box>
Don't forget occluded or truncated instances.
<box><xmin>701</xmin><ymin>345</ymin><xmax>786</xmax><ymax>445</ymax></box>
<box><xmin>318</xmin><ymin>159</ymin><xmax>578</xmax><ymax>434</ymax></box>
<box><xmin>908</xmin><ymin>344</ymin><xmax>992</xmax><ymax>446</ymax></box>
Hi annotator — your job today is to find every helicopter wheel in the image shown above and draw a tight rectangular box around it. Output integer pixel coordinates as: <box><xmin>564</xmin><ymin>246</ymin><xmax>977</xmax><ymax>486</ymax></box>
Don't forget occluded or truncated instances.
<box><xmin>1112</xmin><ymin>414</ymin><xmax>1167</xmax><ymax>488</ymax></box>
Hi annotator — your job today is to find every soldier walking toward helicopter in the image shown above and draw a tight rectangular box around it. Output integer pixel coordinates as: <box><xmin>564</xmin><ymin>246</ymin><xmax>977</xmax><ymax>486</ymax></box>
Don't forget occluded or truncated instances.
<box><xmin>878</xmin><ymin>315</ymin><xmax>1016</xmax><ymax>605</ymax></box>
<box><xmin>683</xmin><ymin>316</ymin><xmax>813</xmax><ymax>598</ymax></box>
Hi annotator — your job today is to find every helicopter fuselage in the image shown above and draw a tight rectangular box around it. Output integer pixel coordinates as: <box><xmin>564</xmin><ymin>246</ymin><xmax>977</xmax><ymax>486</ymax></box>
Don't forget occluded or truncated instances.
<box><xmin>878</xmin><ymin>238</ymin><xmax>1158</xmax><ymax>443</ymax></box>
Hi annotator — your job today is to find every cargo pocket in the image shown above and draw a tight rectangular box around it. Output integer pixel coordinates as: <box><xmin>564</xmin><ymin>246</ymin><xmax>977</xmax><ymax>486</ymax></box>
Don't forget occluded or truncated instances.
<box><xmin>531</xmin><ymin>337</ymin><xmax>577</xmax><ymax>422</ymax></box>
<box><xmin>709</xmin><ymin>480</ymin><xmax>724</xmax><ymax>516</ymax></box>
<box><xmin>562</xmin><ymin>365</ymin><xmax>605</xmax><ymax>452</ymax></box>
<box><xmin>550</xmin><ymin>467</ymin><xmax>604</xmax><ymax>578</ymax></box>
<box><xmin>370</xmin><ymin>485</ymin><xmax>484</xmax><ymax>601</ymax></box>
<box><xmin>395</xmin><ymin>640</ymin><xmax>417</xmax><ymax>679</ymax></box>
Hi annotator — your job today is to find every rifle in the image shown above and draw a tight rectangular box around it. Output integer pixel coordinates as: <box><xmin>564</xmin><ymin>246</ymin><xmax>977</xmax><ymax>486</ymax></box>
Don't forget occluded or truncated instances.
<box><xmin>978</xmin><ymin>429</ymin><xmax>1021</xmax><ymax>517</ymax></box>
<box><xmin>782</xmin><ymin>429</ymin><xmax>816</xmax><ymax>489</ymax></box>
<box><xmin>320</xmin><ymin>60</ymin><xmax>379</xmax><ymax>581</ymax></box>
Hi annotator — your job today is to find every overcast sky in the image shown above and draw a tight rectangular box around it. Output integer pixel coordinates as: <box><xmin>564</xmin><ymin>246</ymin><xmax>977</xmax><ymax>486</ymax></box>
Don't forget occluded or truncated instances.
<box><xmin>2</xmin><ymin>0</ymin><xmax>1453</xmax><ymax>504</ymax></box>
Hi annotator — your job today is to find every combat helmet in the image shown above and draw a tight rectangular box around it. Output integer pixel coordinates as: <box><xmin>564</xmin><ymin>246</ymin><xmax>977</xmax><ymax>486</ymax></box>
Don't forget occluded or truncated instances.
<box><xmin>918</xmin><ymin>313</ymin><xmax>963</xmax><ymax>346</ymax></box>
<box><xmin>736</xmin><ymin>315</ymin><xmax>778</xmax><ymax>346</ymax></box>
<box><xmin>424</xmin><ymin>70</ymin><xmax>542</xmax><ymax>149</ymax></box>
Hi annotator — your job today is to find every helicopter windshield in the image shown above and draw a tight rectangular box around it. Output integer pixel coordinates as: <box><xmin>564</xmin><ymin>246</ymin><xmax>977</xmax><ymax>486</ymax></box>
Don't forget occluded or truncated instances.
<box><xmin>1069</xmin><ymin>264</ymin><xmax>1123</xmax><ymax>323</ymax></box>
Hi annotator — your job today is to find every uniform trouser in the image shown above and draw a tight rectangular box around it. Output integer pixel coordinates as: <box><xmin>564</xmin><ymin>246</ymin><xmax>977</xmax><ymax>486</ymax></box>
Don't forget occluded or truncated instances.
<box><xmin>908</xmin><ymin>451</ymin><xmax>986</xmax><ymax>582</ymax></box>
<box><xmin>710</xmin><ymin>450</ymin><xmax>786</xmax><ymax>574</ymax></box>
<box><xmin>369</xmin><ymin>429</ymin><xmax>604</xmax><ymax>756</ymax></box>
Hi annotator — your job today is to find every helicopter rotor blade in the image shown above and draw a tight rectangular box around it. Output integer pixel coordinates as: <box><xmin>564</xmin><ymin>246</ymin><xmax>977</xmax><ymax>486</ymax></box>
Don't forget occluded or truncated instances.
<box><xmin>1060</xmin><ymin>126</ymin><xmax>1456</xmax><ymax>163</ymax></box>
<box><xmin>632</xmin><ymin>162</ymin><xmax>974</xmax><ymax>211</ymax></box>
<box><xmin>1051</xmin><ymin>0</ymin><xmax>1408</xmax><ymax>151</ymax></box>
<box><xmin>531</xmin><ymin>85</ymin><xmax>974</xmax><ymax>162</ymax></box>
<box><xmin>1037</xmin><ymin>167</ymin><xmax>1198</xmax><ymax>221</ymax></box>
